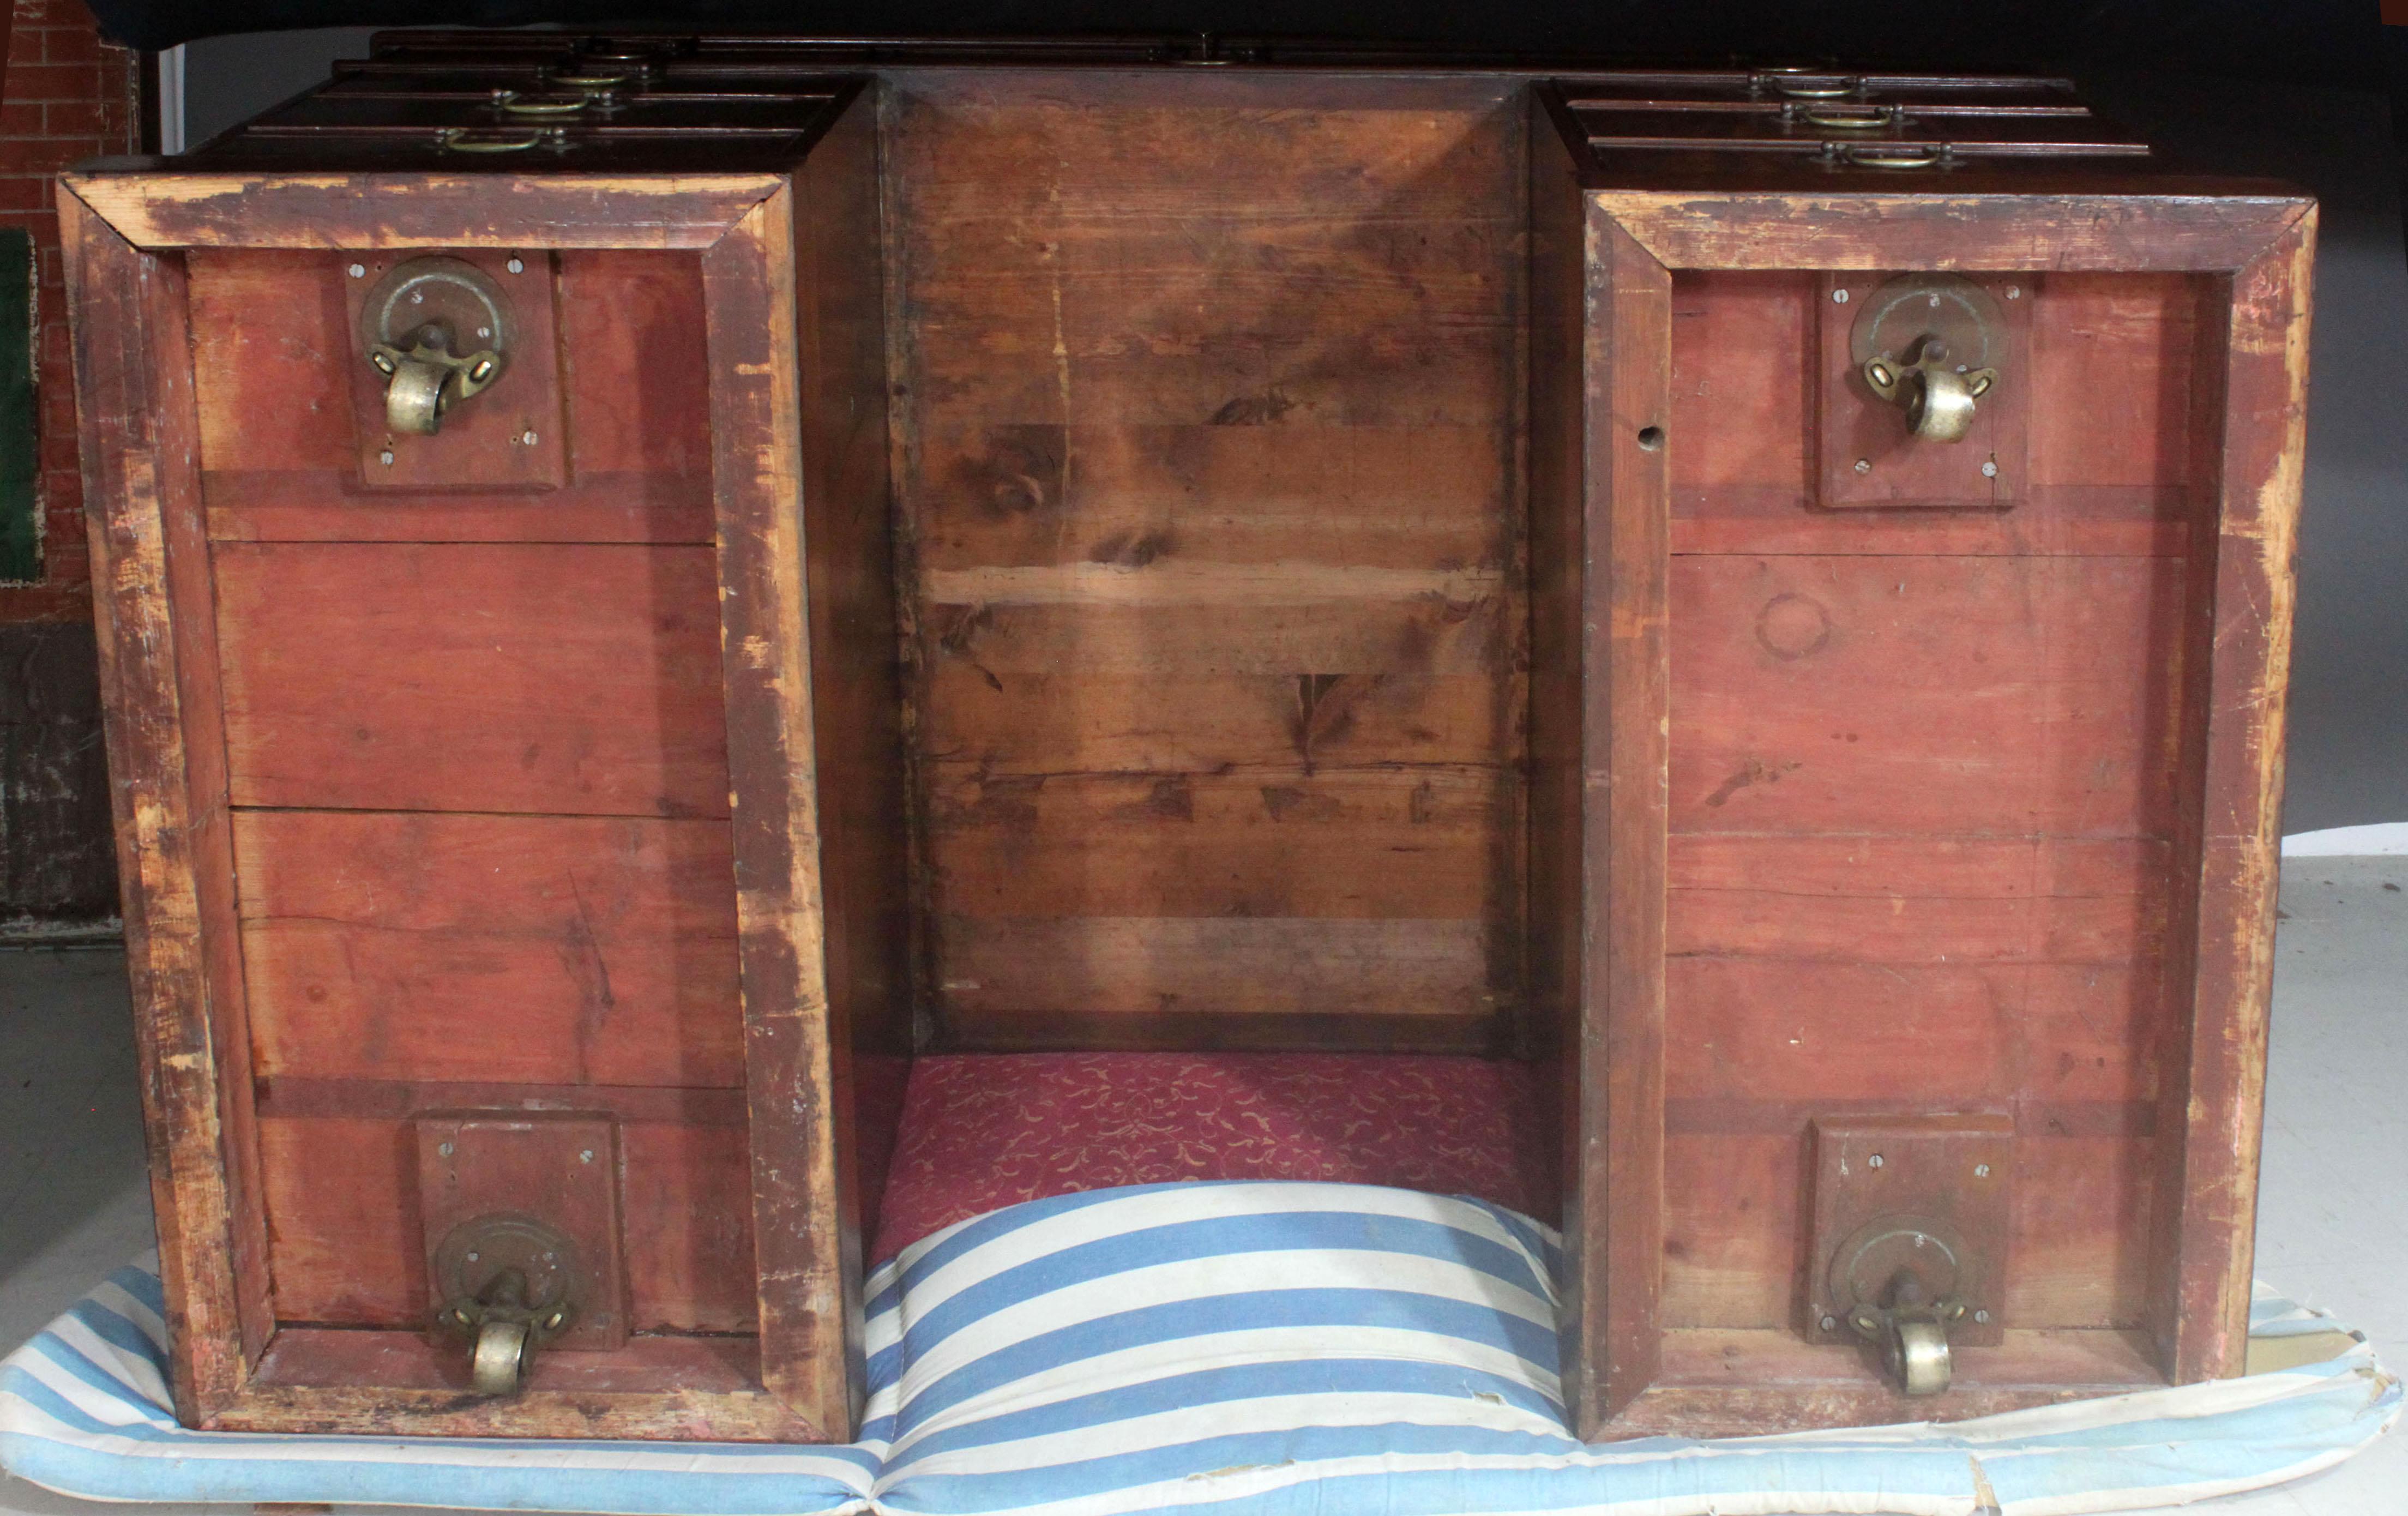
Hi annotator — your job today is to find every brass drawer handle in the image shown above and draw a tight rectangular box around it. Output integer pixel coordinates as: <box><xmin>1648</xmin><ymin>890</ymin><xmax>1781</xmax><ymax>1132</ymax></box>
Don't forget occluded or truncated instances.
<box><xmin>498</xmin><ymin>93</ymin><xmax>591</xmax><ymax>117</ymax></box>
<box><xmin>436</xmin><ymin>127</ymin><xmax>556</xmax><ymax>154</ymax></box>
<box><xmin>549</xmin><ymin>68</ymin><xmax>637</xmax><ymax>89</ymax></box>
<box><xmin>1801</xmin><ymin>104</ymin><xmax>1897</xmax><ymax>130</ymax></box>
<box><xmin>1842</xmin><ymin>144</ymin><xmax>1943</xmax><ymax>169</ymax></box>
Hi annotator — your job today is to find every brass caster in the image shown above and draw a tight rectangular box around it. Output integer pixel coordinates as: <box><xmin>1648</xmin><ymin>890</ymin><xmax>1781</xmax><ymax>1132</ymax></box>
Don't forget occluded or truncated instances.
<box><xmin>1887</xmin><ymin>1316</ymin><xmax>1953</xmax><ymax>1397</ymax></box>
<box><xmin>469</xmin><ymin>1316</ymin><xmax>531</xmax><ymax>1396</ymax></box>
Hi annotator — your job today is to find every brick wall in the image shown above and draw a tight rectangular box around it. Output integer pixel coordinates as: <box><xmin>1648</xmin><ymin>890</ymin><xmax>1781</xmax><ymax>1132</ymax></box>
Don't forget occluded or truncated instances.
<box><xmin>0</xmin><ymin>0</ymin><xmax>134</xmax><ymax>927</ymax></box>
<box><xmin>3</xmin><ymin>0</ymin><xmax>136</xmax><ymax>621</ymax></box>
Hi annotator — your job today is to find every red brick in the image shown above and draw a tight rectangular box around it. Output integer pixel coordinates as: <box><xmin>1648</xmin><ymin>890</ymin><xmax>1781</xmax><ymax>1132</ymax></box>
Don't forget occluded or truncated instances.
<box><xmin>3</xmin><ymin>63</ymin><xmax>100</xmax><ymax>104</ymax></box>
<box><xmin>36</xmin><ymin>27</ymin><xmax>101</xmax><ymax>65</ymax></box>
<box><xmin>0</xmin><ymin>175</ymin><xmax>51</xmax><ymax>210</ymax></box>
<box><xmin>39</xmin><ymin>98</ymin><xmax>107</xmax><ymax>137</ymax></box>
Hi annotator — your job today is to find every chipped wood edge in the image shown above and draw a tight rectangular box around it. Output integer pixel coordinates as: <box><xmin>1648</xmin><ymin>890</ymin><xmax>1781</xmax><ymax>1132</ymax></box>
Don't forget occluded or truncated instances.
<box><xmin>57</xmin><ymin>172</ymin><xmax>791</xmax><ymax>251</ymax></box>
<box><xmin>701</xmin><ymin>183</ymin><xmax>852</xmax><ymax>1441</ymax></box>
<box><xmin>1579</xmin><ymin>199</ymin><xmax>1673</xmax><ymax>1433</ymax></box>
<box><xmin>2153</xmin><ymin>206</ymin><xmax>2317</xmax><ymax>1382</ymax></box>
<box><xmin>1592</xmin><ymin>190</ymin><xmax>2314</xmax><ymax>274</ymax></box>
<box><xmin>56</xmin><ymin>183</ymin><xmax>256</xmax><ymax>1422</ymax></box>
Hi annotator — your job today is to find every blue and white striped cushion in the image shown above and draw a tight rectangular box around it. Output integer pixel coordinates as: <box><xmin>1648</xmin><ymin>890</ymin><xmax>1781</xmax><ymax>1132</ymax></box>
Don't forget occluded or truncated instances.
<box><xmin>3</xmin><ymin>1181</ymin><xmax>2397</xmax><ymax>1516</ymax></box>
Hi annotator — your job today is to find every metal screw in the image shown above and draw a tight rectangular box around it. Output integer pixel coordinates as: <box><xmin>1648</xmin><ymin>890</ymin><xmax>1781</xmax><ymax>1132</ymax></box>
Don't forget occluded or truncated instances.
<box><xmin>466</xmin><ymin>1250</ymin><xmax>480</xmax><ymax>1263</ymax></box>
<box><xmin>1868</xmin><ymin>1153</ymin><xmax>1885</xmax><ymax>1169</ymax></box>
<box><xmin>1832</xmin><ymin>287</ymin><xmax>1850</xmax><ymax>304</ymax></box>
<box><xmin>1981</xmin><ymin>460</ymin><xmax>2000</xmax><ymax>478</ymax></box>
<box><xmin>1819</xmin><ymin>1314</ymin><xmax>1838</xmax><ymax>1332</ymax></box>
<box><xmin>347</xmin><ymin>262</ymin><xmax>366</xmax><ymax>279</ymax></box>
<box><xmin>410</xmin><ymin>291</ymin><xmax>424</xmax><ymax>304</ymax></box>
<box><xmin>521</xmin><ymin>429</ymin><xmax>540</xmax><ymax>446</ymax></box>
<box><xmin>437</xmin><ymin>1141</ymin><xmax>454</xmax><ymax>1157</ymax></box>
<box><xmin>579</xmin><ymin>1149</ymin><xmax>594</xmax><ymax>1163</ymax></box>
<box><xmin>506</xmin><ymin>257</ymin><xmax>526</xmax><ymax>274</ymax></box>
<box><xmin>2006</xmin><ymin>285</ymin><xmax>2021</xmax><ymax>299</ymax></box>
<box><xmin>1974</xmin><ymin>1309</ymin><xmax>1991</xmax><ymax>1324</ymax></box>
<box><xmin>378</xmin><ymin>449</ymin><xmax>395</xmax><ymax>466</ymax></box>
<box><xmin>1854</xmin><ymin>458</ymin><xmax>1872</xmax><ymax>475</ymax></box>
<box><xmin>477</xmin><ymin>325</ymin><xmax>492</xmax><ymax>339</ymax></box>
<box><xmin>1974</xmin><ymin>1163</ymin><xmax>1991</xmax><ymax>1178</ymax></box>
<box><xmin>1928</xmin><ymin>293</ymin><xmax>1941</xmax><ymax>307</ymax></box>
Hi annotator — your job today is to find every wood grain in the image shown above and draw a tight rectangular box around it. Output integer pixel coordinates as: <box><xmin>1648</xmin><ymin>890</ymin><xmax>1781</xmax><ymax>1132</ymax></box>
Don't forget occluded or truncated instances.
<box><xmin>190</xmin><ymin>248</ymin><xmax>715</xmax><ymax>544</ymax></box>
<box><xmin>213</xmin><ymin>542</ymin><xmax>729</xmax><ymax>816</ymax></box>
<box><xmin>258</xmin><ymin>1112</ymin><xmax>754</xmax><ymax>1333</ymax></box>
<box><xmin>234</xmin><ymin>810</ymin><xmax>742</xmax><ymax>1087</ymax></box>
<box><xmin>58</xmin><ymin>187</ymin><xmax>272</xmax><ymax>1421</ymax></box>
<box><xmin>2147</xmin><ymin>210</ymin><xmax>2316</xmax><ymax>1383</ymax></box>
<box><xmin>702</xmin><ymin>181</ymin><xmax>857</xmax><ymax>1439</ymax></box>
<box><xmin>887</xmin><ymin>73</ymin><xmax>1527</xmax><ymax>1045</ymax></box>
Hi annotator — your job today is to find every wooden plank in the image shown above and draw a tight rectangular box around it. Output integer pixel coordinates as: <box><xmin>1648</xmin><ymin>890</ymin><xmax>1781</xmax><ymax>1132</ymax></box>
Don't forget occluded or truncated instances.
<box><xmin>1667</xmin><ymin>554</ymin><xmax>2188</xmax><ymax>840</ymax></box>
<box><xmin>1602</xmin><ymin>1326</ymin><xmax>2162</xmax><ymax>1437</ymax></box>
<box><xmin>229</xmin><ymin>1329</ymin><xmax>808</xmax><ymax>1441</ymax></box>
<box><xmin>786</xmin><ymin>89</ymin><xmax>914</xmax><ymax>1297</ymax></box>
<box><xmin>257</xmin><ymin>1114</ymin><xmax>755</xmax><ymax>1333</ymax></box>
<box><xmin>928</xmin><ymin>770</ymin><xmax>1509</xmax><ymax>922</ymax></box>
<box><xmin>59</xmin><ymin>172</ymin><xmax>787</xmax><ymax>252</ymax></box>
<box><xmin>918</xmin><ymin>598</ymin><xmax>1516</xmax><ymax>677</ymax></box>
<box><xmin>58</xmin><ymin>186</ymin><xmax>272</xmax><ymax>1421</ymax></box>
<box><xmin>1577</xmin><ymin>192</ymin><xmax>1675</xmax><ymax>1431</ymax></box>
<box><xmin>1666</xmin><ymin>834</ymin><xmax>2170</xmax><ymax>965</ymax></box>
<box><xmin>233</xmin><ymin>810</ymin><xmax>742</xmax><ymax>1088</ymax></box>
<box><xmin>213</xmin><ymin>542</ymin><xmax>729</xmax><ymax>816</ymax></box>
<box><xmin>936</xmin><ymin>916</ymin><xmax>1503</xmax><ymax>1022</ymax></box>
<box><xmin>2149</xmin><ymin>213</ymin><xmax>2316</xmax><ymax>1383</ymax></box>
<box><xmin>1664</xmin><ymin>959</ymin><xmax>2163</xmax><ymax>1106</ymax></box>
<box><xmin>702</xmin><ymin>182</ymin><xmax>852</xmax><ymax>1441</ymax></box>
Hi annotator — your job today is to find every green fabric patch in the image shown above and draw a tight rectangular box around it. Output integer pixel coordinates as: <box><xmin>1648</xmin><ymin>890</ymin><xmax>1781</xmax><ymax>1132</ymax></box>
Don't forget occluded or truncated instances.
<box><xmin>0</xmin><ymin>229</ymin><xmax>39</xmax><ymax>583</ymax></box>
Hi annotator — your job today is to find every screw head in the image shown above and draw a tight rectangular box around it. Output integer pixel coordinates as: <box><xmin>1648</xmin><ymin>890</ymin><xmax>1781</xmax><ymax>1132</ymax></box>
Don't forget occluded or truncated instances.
<box><xmin>1981</xmin><ymin>460</ymin><xmax>2000</xmax><ymax>478</ymax></box>
<box><xmin>465</xmin><ymin>1250</ymin><xmax>480</xmax><ymax>1264</ymax></box>
<box><xmin>1853</xmin><ymin>458</ymin><xmax>1872</xmax><ymax>475</ymax></box>
<box><xmin>477</xmin><ymin>325</ymin><xmax>492</xmax><ymax>339</ymax></box>
<box><xmin>1974</xmin><ymin>1309</ymin><xmax>1991</xmax><ymax>1324</ymax></box>
<box><xmin>579</xmin><ymin>1148</ymin><xmax>595</xmax><ymax>1163</ymax></box>
<box><xmin>410</xmin><ymin>291</ymin><xmax>424</xmax><ymax>304</ymax></box>
<box><xmin>2006</xmin><ymin>285</ymin><xmax>2021</xmax><ymax>299</ymax></box>
<box><xmin>347</xmin><ymin>262</ymin><xmax>366</xmax><ymax>279</ymax></box>
<box><xmin>437</xmin><ymin>1141</ymin><xmax>454</xmax><ymax>1157</ymax></box>
<box><xmin>521</xmin><ymin>429</ymin><xmax>540</xmax><ymax>446</ymax></box>
<box><xmin>378</xmin><ymin>449</ymin><xmax>395</xmax><ymax>467</ymax></box>
<box><xmin>1867</xmin><ymin>1153</ymin><xmax>1885</xmax><ymax>1169</ymax></box>
<box><xmin>1974</xmin><ymin>1163</ymin><xmax>1991</xmax><ymax>1178</ymax></box>
<box><xmin>506</xmin><ymin>257</ymin><xmax>526</xmax><ymax>274</ymax></box>
<box><xmin>1832</xmin><ymin>287</ymin><xmax>1851</xmax><ymax>304</ymax></box>
<box><xmin>1819</xmin><ymin>1314</ymin><xmax>1838</xmax><ymax>1332</ymax></box>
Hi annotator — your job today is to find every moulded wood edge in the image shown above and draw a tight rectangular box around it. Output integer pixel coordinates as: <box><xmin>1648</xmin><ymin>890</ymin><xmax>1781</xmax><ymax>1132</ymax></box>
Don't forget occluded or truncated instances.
<box><xmin>1586</xmin><ymin>189</ymin><xmax>2317</xmax><ymax>273</ymax></box>
<box><xmin>54</xmin><ymin>172</ymin><xmax>794</xmax><ymax>251</ymax></box>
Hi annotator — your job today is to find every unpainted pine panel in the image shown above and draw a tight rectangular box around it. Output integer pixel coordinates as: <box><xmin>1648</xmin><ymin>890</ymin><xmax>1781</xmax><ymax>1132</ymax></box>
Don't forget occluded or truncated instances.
<box><xmin>1660</xmin><ymin>1132</ymin><xmax>2152</xmax><ymax>1331</ymax></box>
<box><xmin>928</xmin><ymin>770</ymin><xmax>1509</xmax><ymax>922</ymax></box>
<box><xmin>1666</xmin><ymin>270</ymin><xmax>2200</xmax><ymax>556</ymax></box>
<box><xmin>215</xmin><ymin>542</ymin><xmax>728</xmax><ymax>816</ymax></box>
<box><xmin>1668</xmin><ymin>554</ymin><xmax>2188</xmax><ymax>840</ymax></box>
<box><xmin>189</xmin><ymin>248</ymin><xmax>713</xmax><ymax>543</ymax></box>
<box><xmin>920</xmin><ymin>671</ymin><xmax>1513</xmax><ymax>774</ymax></box>
<box><xmin>258</xmin><ymin>1114</ymin><xmax>754</xmax><ymax>1333</ymax></box>
<box><xmin>235</xmin><ymin>811</ymin><xmax>742</xmax><ymax>1087</ymax></box>
<box><xmin>888</xmin><ymin>75</ymin><xmax>1527</xmax><ymax>1033</ymax></box>
<box><xmin>913</xmin><ymin>423</ymin><xmax>1512</xmax><ymax>572</ymax></box>
<box><xmin>937</xmin><ymin>916</ymin><xmax>1501</xmax><ymax>1022</ymax></box>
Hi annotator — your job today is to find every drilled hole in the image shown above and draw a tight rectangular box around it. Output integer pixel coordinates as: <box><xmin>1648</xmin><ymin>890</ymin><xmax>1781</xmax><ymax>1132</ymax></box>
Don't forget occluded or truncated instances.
<box><xmin>1636</xmin><ymin>425</ymin><xmax>1665</xmax><ymax>452</ymax></box>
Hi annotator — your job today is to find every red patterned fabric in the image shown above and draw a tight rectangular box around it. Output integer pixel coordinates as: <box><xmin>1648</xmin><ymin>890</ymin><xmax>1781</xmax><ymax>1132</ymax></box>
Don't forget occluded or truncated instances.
<box><xmin>869</xmin><ymin>1052</ymin><xmax>1556</xmax><ymax>1264</ymax></box>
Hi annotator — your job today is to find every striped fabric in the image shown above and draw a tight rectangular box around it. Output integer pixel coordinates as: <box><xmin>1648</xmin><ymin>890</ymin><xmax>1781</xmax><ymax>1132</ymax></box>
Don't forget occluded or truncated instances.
<box><xmin>2</xmin><ymin>1182</ymin><xmax>2397</xmax><ymax>1516</ymax></box>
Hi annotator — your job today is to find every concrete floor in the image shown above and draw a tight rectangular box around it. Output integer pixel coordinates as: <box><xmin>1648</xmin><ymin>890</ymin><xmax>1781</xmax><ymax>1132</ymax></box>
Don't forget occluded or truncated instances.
<box><xmin>1</xmin><ymin>859</ymin><xmax>2401</xmax><ymax>1515</ymax></box>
